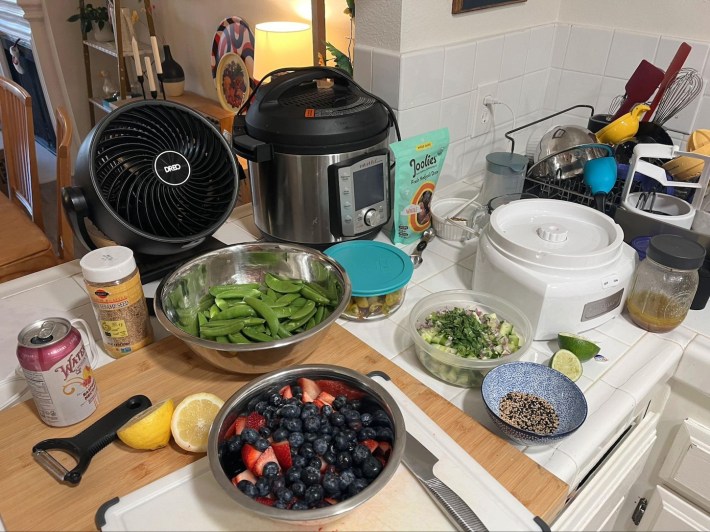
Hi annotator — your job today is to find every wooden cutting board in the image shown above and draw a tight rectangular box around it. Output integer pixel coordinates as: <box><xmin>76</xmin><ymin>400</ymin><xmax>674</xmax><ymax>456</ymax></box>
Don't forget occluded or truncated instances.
<box><xmin>0</xmin><ymin>325</ymin><xmax>568</xmax><ymax>531</ymax></box>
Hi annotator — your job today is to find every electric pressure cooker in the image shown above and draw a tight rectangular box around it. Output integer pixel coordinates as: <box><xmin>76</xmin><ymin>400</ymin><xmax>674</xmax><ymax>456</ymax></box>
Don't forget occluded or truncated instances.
<box><xmin>233</xmin><ymin>66</ymin><xmax>396</xmax><ymax>247</ymax></box>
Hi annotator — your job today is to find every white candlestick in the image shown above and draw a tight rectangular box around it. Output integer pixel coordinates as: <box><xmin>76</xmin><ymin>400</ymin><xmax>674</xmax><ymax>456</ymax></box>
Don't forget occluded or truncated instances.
<box><xmin>131</xmin><ymin>37</ymin><xmax>142</xmax><ymax>77</ymax></box>
<box><xmin>144</xmin><ymin>56</ymin><xmax>156</xmax><ymax>92</ymax></box>
<box><xmin>150</xmin><ymin>36</ymin><xmax>163</xmax><ymax>75</ymax></box>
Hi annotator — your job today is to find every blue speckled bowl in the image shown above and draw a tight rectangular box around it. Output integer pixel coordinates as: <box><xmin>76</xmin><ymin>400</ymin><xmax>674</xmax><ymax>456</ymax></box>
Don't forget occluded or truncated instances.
<box><xmin>481</xmin><ymin>362</ymin><xmax>588</xmax><ymax>446</ymax></box>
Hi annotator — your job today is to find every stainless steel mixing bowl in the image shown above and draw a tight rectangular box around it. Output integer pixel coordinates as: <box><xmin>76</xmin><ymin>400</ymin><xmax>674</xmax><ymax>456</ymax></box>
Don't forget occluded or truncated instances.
<box><xmin>208</xmin><ymin>364</ymin><xmax>406</xmax><ymax>525</ymax></box>
<box><xmin>531</xmin><ymin>124</ymin><xmax>611</xmax><ymax>179</ymax></box>
<box><xmin>154</xmin><ymin>243</ymin><xmax>352</xmax><ymax>374</ymax></box>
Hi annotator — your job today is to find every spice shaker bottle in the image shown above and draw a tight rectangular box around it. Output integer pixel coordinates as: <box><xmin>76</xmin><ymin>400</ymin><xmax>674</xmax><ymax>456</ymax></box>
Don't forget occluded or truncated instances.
<box><xmin>626</xmin><ymin>234</ymin><xmax>706</xmax><ymax>333</ymax></box>
<box><xmin>80</xmin><ymin>246</ymin><xmax>153</xmax><ymax>358</ymax></box>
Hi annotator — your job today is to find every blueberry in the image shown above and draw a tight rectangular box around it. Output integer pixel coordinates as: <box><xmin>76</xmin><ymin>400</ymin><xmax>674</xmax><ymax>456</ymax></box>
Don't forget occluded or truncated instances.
<box><xmin>254</xmin><ymin>437</ymin><xmax>270</xmax><ymax>452</ymax></box>
<box><xmin>291</xmin><ymin>480</ymin><xmax>306</xmax><ymax>497</ymax></box>
<box><xmin>300</xmin><ymin>403</ymin><xmax>319</xmax><ymax>419</ymax></box>
<box><xmin>319</xmin><ymin>422</ymin><xmax>333</xmax><ymax>435</ymax></box>
<box><xmin>336</xmin><ymin>451</ymin><xmax>353</xmax><ymax>470</ymax></box>
<box><xmin>268</xmin><ymin>392</ymin><xmax>283</xmax><ymax>407</ymax></box>
<box><xmin>304</xmin><ymin>431</ymin><xmax>318</xmax><ymax>443</ymax></box>
<box><xmin>278</xmin><ymin>404</ymin><xmax>301</xmax><ymax>419</ymax></box>
<box><xmin>276</xmin><ymin>487</ymin><xmax>294</xmax><ymax>503</ymax></box>
<box><xmin>361</xmin><ymin>456</ymin><xmax>382</xmax><ymax>479</ymax></box>
<box><xmin>313</xmin><ymin>438</ymin><xmax>328</xmax><ymax>455</ymax></box>
<box><xmin>309</xmin><ymin>457</ymin><xmax>322</xmax><ymax>471</ymax></box>
<box><xmin>272</xmin><ymin>427</ymin><xmax>289</xmax><ymax>442</ymax></box>
<box><xmin>372</xmin><ymin>410</ymin><xmax>391</xmax><ymax>427</ymax></box>
<box><xmin>360</xmin><ymin>412</ymin><xmax>373</xmax><ymax>426</ymax></box>
<box><xmin>321</xmin><ymin>405</ymin><xmax>334</xmax><ymax>416</ymax></box>
<box><xmin>283</xmin><ymin>418</ymin><xmax>303</xmax><ymax>432</ymax></box>
<box><xmin>240</xmin><ymin>428</ymin><xmax>258</xmax><ymax>444</ymax></box>
<box><xmin>322</xmin><ymin>472</ymin><xmax>340</xmax><ymax>495</ymax></box>
<box><xmin>339</xmin><ymin>469</ymin><xmax>355</xmax><ymax>490</ymax></box>
<box><xmin>347</xmin><ymin>399</ymin><xmax>362</xmax><ymax>411</ymax></box>
<box><xmin>376</xmin><ymin>427</ymin><xmax>394</xmax><ymax>442</ymax></box>
<box><xmin>288</xmin><ymin>431</ymin><xmax>305</xmax><ymax>448</ymax></box>
<box><xmin>347</xmin><ymin>478</ymin><xmax>368</xmax><ymax>497</ymax></box>
<box><xmin>305</xmin><ymin>484</ymin><xmax>324</xmax><ymax>504</ymax></box>
<box><xmin>342</xmin><ymin>429</ymin><xmax>357</xmax><ymax>442</ymax></box>
<box><xmin>343</xmin><ymin>409</ymin><xmax>360</xmax><ymax>423</ymax></box>
<box><xmin>255</xmin><ymin>476</ymin><xmax>271</xmax><ymax>497</ymax></box>
<box><xmin>299</xmin><ymin>443</ymin><xmax>316</xmax><ymax>460</ymax></box>
<box><xmin>270</xmin><ymin>475</ymin><xmax>286</xmax><ymax>493</ymax></box>
<box><xmin>348</xmin><ymin>420</ymin><xmax>363</xmax><ymax>432</ymax></box>
<box><xmin>322</xmin><ymin>449</ymin><xmax>337</xmax><ymax>464</ymax></box>
<box><xmin>329</xmin><ymin>413</ymin><xmax>345</xmax><ymax>427</ymax></box>
<box><xmin>352</xmin><ymin>444</ymin><xmax>370</xmax><ymax>464</ymax></box>
<box><xmin>358</xmin><ymin>427</ymin><xmax>377</xmax><ymax>441</ymax></box>
<box><xmin>237</xmin><ymin>480</ymin><xmax>257</xmax><ymax>498</ymax></box>
<box><xmin>286</xmin><ymin>466</ymin><xmax>302</xmax><ymax>484</ymax></box>
<box><xmin>292</xmin><ymin>455</ymin><xmax>307</xmax><ymax>468</ymax></box>
<box><xmin>262</xmin><ymin>462</ymin><xmax>280</xmax><ymax>478</ymax></box>
<box><xmin>274</xmin><ymin>500</ymin><xmax>288</xmax><ymax>509</ymax></box>
<box><xmin>254</xmin><ymin>400</ymin><xmax>269</xmax><ymax>414</ymax></box>
<box><xmin>301</xmin><ymin>466</ymin><xmax>320</xmax><ymax>486</ymax></box>
<box><xmin>332</xmin><ymin>395</ymin><xmax>347</xmax><ymax>410</ymax></box>
<box><xmin>268</xmin><ymin>417</ymin><xmax>281</xmax><ymax>431</ymax></box>
<box><xmin>258</xmin><ymin>427</ymin><xmax>272</xmax><ymax>438</ymax></box>
<box><xmin>334</xmin><ymin>433</ymin><xmax>350</xmax><ymax>451</ymax></box>
<box><xmin>292</xmin><ymin>500</ymin><xmax>309</xmax><ymax>510</ymax></box>
<box><xmin>303</xmin><ymin>416</ymin><xmax>320</xmax><ymax>433</ymax></box>
<box><xmin>227</xmin><ymin>436</ymin><xmax>243</xmax><ymax>453</ymax></box>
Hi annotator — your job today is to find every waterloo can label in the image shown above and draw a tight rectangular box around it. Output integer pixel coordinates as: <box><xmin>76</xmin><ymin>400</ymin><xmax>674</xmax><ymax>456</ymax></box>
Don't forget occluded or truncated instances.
<box><xmin>16</xmin><ymin>318</ymin><xmax>99</xmax><ymax>427</ymax></box>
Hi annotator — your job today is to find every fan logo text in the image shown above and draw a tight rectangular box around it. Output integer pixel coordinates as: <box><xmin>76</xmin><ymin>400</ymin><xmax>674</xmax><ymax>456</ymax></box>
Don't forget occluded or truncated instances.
<box><xmin>164</xmin><ymin>164</ymin><xmax>182</xmax><ymax>173</ymax></box>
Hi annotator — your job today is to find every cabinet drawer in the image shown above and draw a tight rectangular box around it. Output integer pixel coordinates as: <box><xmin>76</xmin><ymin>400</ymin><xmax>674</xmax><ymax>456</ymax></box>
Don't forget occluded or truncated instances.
<box><xmin>659</xmin><ymin>418</ymin><xmax>710</xmax><ymax>513</ymax></box>
<box><xmin>642</xmin><ymin>485</ymin><xmax>710</xmax><ymax>531</ymax></box>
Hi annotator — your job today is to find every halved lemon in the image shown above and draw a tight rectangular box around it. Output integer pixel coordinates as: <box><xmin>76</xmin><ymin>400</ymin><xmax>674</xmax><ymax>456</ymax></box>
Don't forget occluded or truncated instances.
<box><xmin>117</xmin><ymin>399</ymin><xmax>175</xmax><ymax>450</ymax></box>
<box><xmin>170</xmin><ymin>392</ymin><xmax>224</xmax><ymax>453</ymax></box>
<box><xmin>558</xmin><ymin>332</ymin><xmax>601</xmax><ymax>362</ymax></box>
<box><xmin>550</xmin><ymin>349</ymin><xmax>583</xmax><ymax>382</ymax></box>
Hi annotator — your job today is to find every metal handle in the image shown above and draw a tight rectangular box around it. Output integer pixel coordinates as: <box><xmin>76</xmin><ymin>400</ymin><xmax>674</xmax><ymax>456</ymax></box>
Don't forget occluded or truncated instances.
<box><xmin>421</xmin><ymin>477</ymin><xmax>489</xmax><ymax>532</ymax></box>
<box><xmin>504</xmin><ymin>104</ymin><xmax>596</xmax><ymax>153</ymax></box>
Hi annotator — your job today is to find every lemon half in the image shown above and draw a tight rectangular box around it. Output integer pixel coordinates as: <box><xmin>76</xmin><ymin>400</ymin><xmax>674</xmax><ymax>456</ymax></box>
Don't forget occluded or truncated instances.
<box><xmin>117</xmin><ymin>399</ymin><xmax>175</xmax><ymax>450</ymax></box>
<box><xmin>170</xmin><ymin>393</ymin><xmax>224</xmax><ymax>453</ymax></box>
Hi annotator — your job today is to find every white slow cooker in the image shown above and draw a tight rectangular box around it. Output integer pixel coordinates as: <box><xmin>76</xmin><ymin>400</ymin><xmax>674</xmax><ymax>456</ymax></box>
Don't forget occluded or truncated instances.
<box><xmin>473</xmin><ymin>199</ymin><xmax>638</xmax><ymax>340</ymax></box>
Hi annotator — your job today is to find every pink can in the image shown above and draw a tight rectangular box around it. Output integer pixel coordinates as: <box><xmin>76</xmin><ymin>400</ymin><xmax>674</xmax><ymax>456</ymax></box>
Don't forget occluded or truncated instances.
<box><xmin>17</xmin><ymin>317</ymin><xmax>100</xmax><ymax>427</ymax></box>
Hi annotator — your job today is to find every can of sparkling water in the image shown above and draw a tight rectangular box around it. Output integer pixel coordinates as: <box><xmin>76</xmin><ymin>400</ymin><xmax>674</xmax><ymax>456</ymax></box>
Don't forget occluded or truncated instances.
<box><xmin>16</xmin><ymin>317</ymin><xmax>100</xmax><ymax>426</ymax></box>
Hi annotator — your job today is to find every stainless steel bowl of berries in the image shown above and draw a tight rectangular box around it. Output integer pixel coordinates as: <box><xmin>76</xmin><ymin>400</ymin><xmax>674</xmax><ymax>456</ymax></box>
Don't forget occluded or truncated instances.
<box><xmin>207</xmin><ymin>364</ymin><xmax>406</xmax><ymax>525</ymax></box>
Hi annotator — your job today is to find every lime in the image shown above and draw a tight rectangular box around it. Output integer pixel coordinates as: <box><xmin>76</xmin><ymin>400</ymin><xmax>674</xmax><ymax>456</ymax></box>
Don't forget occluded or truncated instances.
<box><xmin>550</xmin><ymin>349</ymin><xmax>583</xmax><ymax>381</ymax></box>
<box><xmin>170</xmin><ymin>392</ymin><xmax>224</xmax><ymax>453</ymax></box>
<box><xmin>117</xmin><ymin>399</ymin><xmax>175</xmax><ymax>450</ymax></box>
<box><xmin>558</xmin><ymin>332</ymin><xmax>600</xmax><ymax>362</ymax></box>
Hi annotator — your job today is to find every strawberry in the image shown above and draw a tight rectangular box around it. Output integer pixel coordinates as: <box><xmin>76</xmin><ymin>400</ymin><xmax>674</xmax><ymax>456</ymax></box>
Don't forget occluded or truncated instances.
<box><xmin>241</xmin><ymin>444</ymin><xmax>262</xmax><ymax>472</ymax></box>
<box><xmin>302</xmin><ymin>391</ymin><xmax>315</xmax><ymax>403</ymax></box>
<box><xmin>315</xmin><ymin>379</ymin><xmax>365</xmax><ymax>400</ymax></box>
<box><xmin>231</xmin><ymin>469</ymin><xmax>257</xmax><ymax>486</ymax></box>
<box><xmin>254</xmin><ymin>447</ymin><xmax>280</xmax><ymax>476</ymax></box>
<box><xmin>376</xmin><ymin>441</ymin><xmax>392</xmax><ymax>459</ymax></box>
<box><xmin>255</xmin><ymin>496</ymin><xmax>275</xmax><ymax>506</ymax></box>
<box><xmin>232</xmin><ymin>415</ymin><xmax>247</xmax><ymax>436</ymax></box>
<box><xmin>361</xmin><ymin>439</ymin><xmax>379</xmax><ymax>453</ymax></box>
<box><xmin>279</xmin><ymin>385</ymin><xmax>293</xmax><ymax>399</ymax></box>
<box><xmin>246</xmin><ymin>412</ymin><xmax>266</xmax><ymax>430</ymax></box>
<box><xmin>297</xmin><ymin>377</ymin><xmax>321</xmax><ymax>400</ymax></box>
<box><xmin>224</xmin><ymin>423</ymin><xmax>236</xmax><ymax>441</ymax></box>
<box><xmin>314</xmin><ymin>391</ymin><xmax>335</xmax><ymax>407</ymax></box>
<box><xmin>324</xmin><ymin>497</ymin><xmax>338</xmax><ymax>505</ymax></box>
<box><xmin>271</xmin><ymin>440</ymin><xmax>293</xmax><ymax>469</ymax></box>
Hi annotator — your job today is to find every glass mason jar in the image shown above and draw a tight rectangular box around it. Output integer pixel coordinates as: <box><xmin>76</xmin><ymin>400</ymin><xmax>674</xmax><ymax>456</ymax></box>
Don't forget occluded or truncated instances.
<box><xmin>626</xmin><ymin>234</ymin><xmax>706</xmax><ymax>333</ymax></box>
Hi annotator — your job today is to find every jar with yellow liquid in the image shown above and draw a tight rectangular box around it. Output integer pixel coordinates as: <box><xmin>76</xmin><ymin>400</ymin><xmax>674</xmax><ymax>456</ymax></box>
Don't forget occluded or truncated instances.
<box><xmin>626</xmin><ymin>234</ymin><xmax>705</xmax><ymax>333</ymax></box>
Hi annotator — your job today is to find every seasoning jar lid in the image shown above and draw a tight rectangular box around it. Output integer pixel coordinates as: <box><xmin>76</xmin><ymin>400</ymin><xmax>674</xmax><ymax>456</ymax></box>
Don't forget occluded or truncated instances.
<box><xmin>325</xmin><ymin>241</ymin><xmax>413</xmax><ymax>297</ymax></box>
<box><xmin>647</xmin><ymin>234</ymin><xmax>706</xmax><ymax>270</ymax></box>
<box><xmin>79</xmin><ymin>246</ymin><xmax>137</xmax><ymax>283</ymax></box>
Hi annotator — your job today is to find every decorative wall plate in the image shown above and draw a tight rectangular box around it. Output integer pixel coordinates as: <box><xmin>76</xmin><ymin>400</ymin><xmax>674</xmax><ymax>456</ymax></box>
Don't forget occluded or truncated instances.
<box><xmin>210</xmin><ymin>16</ymin><xmax>255</xmax><ymax>87</ymax></box>
<box><xmin>215</xmin><ymin>52</ymin><xmax>251</xmax><ymax>113</ymax></box>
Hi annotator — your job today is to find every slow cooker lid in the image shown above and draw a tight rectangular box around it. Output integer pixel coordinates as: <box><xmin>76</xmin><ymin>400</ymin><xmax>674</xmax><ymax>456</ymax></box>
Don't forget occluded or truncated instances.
<box><xmin>486</xmin><ymin>199</ymin><xmax>625</xmax><ymax>269</ymax></box>
<box><xmin>245</xmin><ymin>68</ymin><xmax>390</xmax><ymax>148</ymax></box>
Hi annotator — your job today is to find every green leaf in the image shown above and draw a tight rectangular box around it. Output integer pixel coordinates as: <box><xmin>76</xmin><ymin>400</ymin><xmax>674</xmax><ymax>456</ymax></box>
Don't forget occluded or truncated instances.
<box><xmin>345</xmin><ymin>0</ymin><xmax>355</xmax><ymax>18</ymax></box>
<box><xmin>67</xmin><ymin>14</ymin><xmax>81</xmax><ymax>22</ymax></box>
<box><xmin>324</xmin><ymin>42</ymin><xmax>353</xmax><ymax>76</ymax></box>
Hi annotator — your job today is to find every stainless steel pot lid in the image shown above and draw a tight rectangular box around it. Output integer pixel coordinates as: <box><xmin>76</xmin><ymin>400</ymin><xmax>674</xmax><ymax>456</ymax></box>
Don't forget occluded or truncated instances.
<box><xmin>485</xmin><ymin>199</ymin><xmax>625</xmax><ymax>269</ymax></box>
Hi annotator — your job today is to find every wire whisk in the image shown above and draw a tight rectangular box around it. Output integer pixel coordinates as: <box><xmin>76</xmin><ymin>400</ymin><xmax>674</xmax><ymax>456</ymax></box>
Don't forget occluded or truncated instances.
<box><xmin>609</xmin><ymin>94</ymin><xmax>625</xmax><ymax>115</ymax></box>
<box><xmin>653</xmin><ymin>68</ymin><xmax>703</xmax><ymax>125</ymax></box>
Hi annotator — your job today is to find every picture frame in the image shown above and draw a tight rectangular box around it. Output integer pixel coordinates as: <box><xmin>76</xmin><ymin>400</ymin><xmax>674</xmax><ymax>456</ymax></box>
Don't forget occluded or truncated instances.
<box><xmin>452</xmin><ymin>0</ymin><xmax>526</xmax><ymax>14</ymax></box>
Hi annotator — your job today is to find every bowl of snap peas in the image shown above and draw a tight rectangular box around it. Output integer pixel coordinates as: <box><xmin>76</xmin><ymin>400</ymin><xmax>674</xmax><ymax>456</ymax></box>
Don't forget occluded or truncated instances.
<box><xmin>154</xmin><ymin>243</ymin><xmax>352</xmax><ymax>374</ymax></box>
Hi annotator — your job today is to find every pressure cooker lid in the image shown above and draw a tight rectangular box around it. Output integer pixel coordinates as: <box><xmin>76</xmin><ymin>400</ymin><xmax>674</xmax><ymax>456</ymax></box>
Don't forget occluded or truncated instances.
<box><xmin>245</xmin><ymin>67</ymin><xmax>390</xmax><ymax>149</ymax></box>
<box><xmin>486</xmin><ymin>199</ymin><xmax>625</xmax><ymax>269</ymax></box>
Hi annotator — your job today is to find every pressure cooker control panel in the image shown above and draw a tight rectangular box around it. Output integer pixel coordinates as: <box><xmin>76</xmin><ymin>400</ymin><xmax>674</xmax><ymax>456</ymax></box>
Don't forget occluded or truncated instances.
<box><xmin>329</xmin><ymin>150</ymin><xmax>390</xmax><ymax>237</ymax></box>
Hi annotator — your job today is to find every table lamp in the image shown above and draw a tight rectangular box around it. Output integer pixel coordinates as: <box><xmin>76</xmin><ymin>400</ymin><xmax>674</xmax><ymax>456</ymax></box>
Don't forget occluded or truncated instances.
<box><xmin>254</xmin><ymin>21</ymin><xmax>313</xmax><ymax>82</ymax></box>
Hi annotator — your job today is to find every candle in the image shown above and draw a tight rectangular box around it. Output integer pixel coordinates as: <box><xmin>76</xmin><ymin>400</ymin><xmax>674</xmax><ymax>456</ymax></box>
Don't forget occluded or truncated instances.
<box><xmin>131</xmin><ymin>36</ymin><xmax>142</xmax><ymax>77</ymax></box>
<box><xmin>150</xmin><ymin>36</ymin><xmax>163</xmax><ymax>75</ymax></box>
<box><xmin>144</xmin><ymin>56</ymin><xmax>156</xmax><ymax>93</ymax></box>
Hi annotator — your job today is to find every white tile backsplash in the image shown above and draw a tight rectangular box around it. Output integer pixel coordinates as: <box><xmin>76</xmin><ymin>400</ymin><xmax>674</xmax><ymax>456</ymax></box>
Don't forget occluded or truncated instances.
<box><xmin>496</xmin><ymin>76</ymin><xmax>523</xmax><ymax>120</ymax></box>
<box><xmin>605</xmin><ymin>31</ymin><xmax>659</xmax><ymax>79</ymax></box>
<box><xmin>564</xmin><ymin>26</ymin><xmax>613</xmax><ymax>75</ymax></box>
<box><xmin>596</xmin><ymin>76</ymin><xmax>628</xmax><ymax>117</ymax></box>
<box><xmin>655</xmin><ymin>38</ymin><xmax>710</xmax><ymax>76</ymax></box>
<box><xmin>353</xmin><ymin>44</ymin><xmax>373</xmax><ymax>91</ymax></box>
<box><xmin>552</xmin><ymin>24</ymin><xmax>570</xmax><ymax>69</ymax></box>
<box><xmin>526</xmin><ymin>25</ymin><xmax>555</xmax><ymax>73</ymax></box>
<box><xmin>440</xmin><ymin>93</ymin><xmax>471</xmax><ymax>143</ymax></box>
<box><xmin>397</xmin><ymin>101</ymin><xmax>442</xmax><ymax>139</ymax></box>
<box><xmin>399</xmin><ymin>48</ymin><xmax>445</xmax><ymax>110</ymax></box>
<box><xmin>473</xmin><ymin>36</ymin><xmax>504</xmax><ymax>88</ymax></box>
<box><xmin>556</xmin><ymin>70</ymin><xmax>604</xmax><ymax>112</ymax></box>
<box><xmin>520</xmin><ymin>70</ymin><xmax>548</xmax><ymax>117</ymax></box>
<box><xmin>501</xmin><ymin>30</ymin><xmax>530</xmax><ymax>81</ymax></box>
<box><xmin>372</xmin><ymin>48</ymin><xmax>401</xmax><ymax>109</ymax></box>
<box><xmin>443</xmin><ymin>41</ymin><xmax>477</xmax><ymax>99</ymax></box>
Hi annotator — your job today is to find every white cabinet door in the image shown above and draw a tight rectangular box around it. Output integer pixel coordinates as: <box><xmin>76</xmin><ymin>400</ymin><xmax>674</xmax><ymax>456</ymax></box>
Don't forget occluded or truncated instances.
<box><xmin>552</xmin><ymin>412</ymin><xmax>658</xmax><ymax>532</ymax></box>
<box><xmin>640</xmin><ymin>486</ymin><xmax>710</xmax><ymax>531</ymax></box>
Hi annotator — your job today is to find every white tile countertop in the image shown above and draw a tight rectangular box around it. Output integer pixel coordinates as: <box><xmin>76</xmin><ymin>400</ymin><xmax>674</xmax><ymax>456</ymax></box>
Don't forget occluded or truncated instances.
<box><xmin>1</xmin><ymin>198</ymin><xmax>710</xmax><ymax>495</ymax></box>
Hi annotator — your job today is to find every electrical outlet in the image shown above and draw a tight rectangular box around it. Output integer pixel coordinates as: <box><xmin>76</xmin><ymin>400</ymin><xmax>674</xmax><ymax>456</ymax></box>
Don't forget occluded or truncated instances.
<box><xmin>471</xmin><ymin>82</ymin><xmax>498</xmax><ymax>138</ymax></box>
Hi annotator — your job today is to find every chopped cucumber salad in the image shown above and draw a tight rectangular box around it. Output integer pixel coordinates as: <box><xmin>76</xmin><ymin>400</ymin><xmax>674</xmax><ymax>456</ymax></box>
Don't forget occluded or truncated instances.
<box><xmin>417</xmin><ymin>306</ymin><xmax>521</xmax><ymax>360</ymax></box>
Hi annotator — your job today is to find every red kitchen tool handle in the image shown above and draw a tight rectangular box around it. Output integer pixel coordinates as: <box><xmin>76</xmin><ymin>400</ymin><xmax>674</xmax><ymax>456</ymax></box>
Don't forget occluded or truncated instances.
<box><xmin>643</xmin><ymin>42</ymin><xmax>692</xmax><ymax>121</ymax></box>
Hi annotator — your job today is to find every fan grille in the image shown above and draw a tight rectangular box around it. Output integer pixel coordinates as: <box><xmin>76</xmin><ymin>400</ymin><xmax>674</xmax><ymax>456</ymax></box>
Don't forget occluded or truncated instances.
<box><xmin>92</xmin><ymin>104</ymin><xmax>236</xmax><ymax>239</ymax></box>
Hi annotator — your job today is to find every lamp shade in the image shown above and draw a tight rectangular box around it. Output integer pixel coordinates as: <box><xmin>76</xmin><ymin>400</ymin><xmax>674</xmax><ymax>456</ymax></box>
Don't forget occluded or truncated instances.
<box><xmin>254</xmin><ymin>21</ymin><xmax>313</xmax><ymax>81</ymax></box>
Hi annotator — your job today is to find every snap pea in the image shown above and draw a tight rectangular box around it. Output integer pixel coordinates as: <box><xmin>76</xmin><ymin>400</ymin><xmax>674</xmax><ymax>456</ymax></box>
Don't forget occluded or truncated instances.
<box><xmin>290</xmin><ymin>297</ymin><xmax>307</xmax><ymax>308</ymax></box>
<box><xmin>243</xmin><ymin>326</ymin><xmax>275</xmax><ymax>342</ymax></box>
<box><xmin>305</xmin><ymin>281</ymin><xmax>329</xmax><ymax>298</ymax></box>
<box><xmin>283</xmin><ymin>306</ymin><xmax>318</xmax><ymax>332</ymax></box>
<box><xmin>198</xmin><ymin>313</ymin><xmax>208</xmax><ymax>327</ymax></box>
<box><xmin>272</xmin><ymin>307</ymin><xmax>293</xmax><ymax>319</ymax></box>
<box><xmin>209</xmin><ymin>283</ymin><xmax>260</xmax><ymax>295</ymax></box>
<box><xmin>198</xmin><ymin>294</ymin><xmax>215</xmax><ymax>312</ymax></box>
<box><xmin>264</xmin><ymin>273</ymin><xmax>302</xmax><ymax>294</ymax></box>
<box><xmin>313</xmin><ymin>305</ymin><xmax>325</xmax><ymax>326</ymax></box>
<box><xmin>300</xmin><ymin>285</ymin><xmax>330</xmax><ymax>305</ymax></box>
<box><xmin>201</xmin><ymin>317</ymin><xmax>264</xmax><ymax>328</ymax></box>
<box><xmin>211</xmin><ymin>304</ymin><xmax>257</xmax><ymax>320</ymax></box>
<box><xmin>228</xmin><ymin>332</ymin><xmax>252</xmax><ymax>344</ymax></box>
<box><xmin>200</xmin><ymin>320</ymin><xmax>245</xmax><ymax>337</ymax></box>
<box><xmin>214</xmin><ymin>336</ymin><xmax>230</xmax><ymax>344</ymax></box>
<box><xmin>216</xmin><ymin>287</ymin><xmax>263</xmax><ymax>300</ymax></box>
<box><xmin>263</xmin><ymin>288</ymin><xmax>278</xmax><ymax>303</ymax></box>
<box><xmin>277</xmin><ymin>325</ymin><xmax>292</xmax><ymax>338</ymax></box>
<box><xmin>305</xmin><ymin>317</ymin><xmax>317</xmax><ymax>330</ymax></box>
<box><xmin>272</xmin><ymin>293</ymin><xmax>301</xmax><ymax>307</ymax></box>
<box><xmin>244</xmin><ymin>296</ymin><xmax>280</xmax><ymax>337</ymax></box>
<box><xmin>209</xmin><ymin>304</ymin><xmax>220</xmax><ymax>319</ymax></box>
<box><xmin>289</xmin><ymin>299</ymin><xmax>316</xmax><ymax>321</ymax></box>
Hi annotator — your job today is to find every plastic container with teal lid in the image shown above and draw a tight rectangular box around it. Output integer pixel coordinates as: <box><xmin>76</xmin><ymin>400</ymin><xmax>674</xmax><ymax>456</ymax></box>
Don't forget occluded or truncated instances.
<box><xmin>325</xmin><ymin>241</ymin><xmax>414</xmax><ymax>321</ymax></box>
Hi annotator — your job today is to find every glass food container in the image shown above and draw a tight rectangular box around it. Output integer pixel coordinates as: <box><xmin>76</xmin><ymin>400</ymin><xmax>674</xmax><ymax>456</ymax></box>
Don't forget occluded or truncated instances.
<box><xmin>626</xmin><ymin>234</ymin><xmax>706</xmax><ymax>333</ymax></box>
<box><xmin>325</xmin><ymin>241</ymin><xmax>413</xmax><ymax>321</ymax></box>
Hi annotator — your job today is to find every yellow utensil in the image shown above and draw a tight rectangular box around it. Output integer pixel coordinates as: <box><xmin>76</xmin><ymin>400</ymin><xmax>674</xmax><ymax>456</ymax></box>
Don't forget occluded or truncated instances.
<box><xmin>596</xmin><ymin>104</ymin><xmax>651</xmax><ymax>145</ymax></box>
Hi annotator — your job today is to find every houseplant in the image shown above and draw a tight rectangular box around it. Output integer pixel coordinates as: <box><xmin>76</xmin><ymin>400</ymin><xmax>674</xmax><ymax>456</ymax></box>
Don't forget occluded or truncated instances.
<box><xmin>68</xmin><ymin>3</ymin><xmax>113</xmax><ymax>42</ymax></box>
<box><xmin>325</xmin><ymin>0</ymin><xmax>354</xmax><ymax>75</ymax></box>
